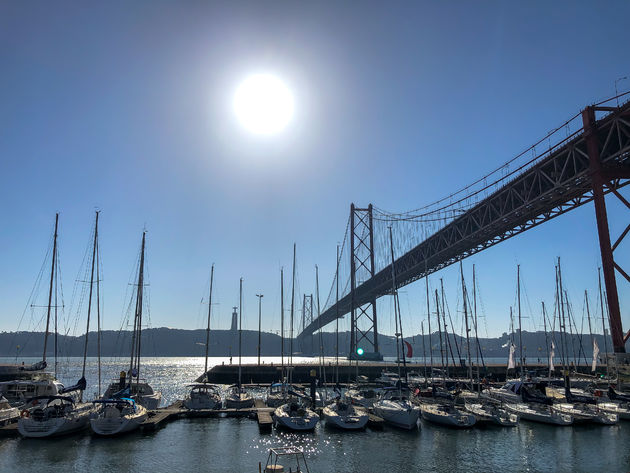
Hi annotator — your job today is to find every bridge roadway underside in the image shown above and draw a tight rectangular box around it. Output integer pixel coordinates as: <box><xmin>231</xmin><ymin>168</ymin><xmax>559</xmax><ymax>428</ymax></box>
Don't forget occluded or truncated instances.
<box><xmin>300</xmin><ymin>102</ymin><xmax>630</xmax><ymax>342</ymax></box>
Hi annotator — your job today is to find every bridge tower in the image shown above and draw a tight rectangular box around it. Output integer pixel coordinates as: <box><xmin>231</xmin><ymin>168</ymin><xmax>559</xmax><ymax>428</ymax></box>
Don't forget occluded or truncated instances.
<box><xmin>349</xmin><ymin>203</ymin><xmax>382</xmax><ymax>360</ymax></box>
<box><xmin>583</xmin><ymin>105</ymin><xmax>629</xmax><ymax>354</ymax></box>
<box><xmin>301</xmin><ymin>294</ymin><xmax>314</xmax><ymax>354</ymax></box>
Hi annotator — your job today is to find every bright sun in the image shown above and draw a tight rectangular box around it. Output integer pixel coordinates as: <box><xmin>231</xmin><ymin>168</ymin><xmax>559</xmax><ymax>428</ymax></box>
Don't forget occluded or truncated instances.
<box><xmin>233</xmin><ymin>74</ymin><xmax>294</xmax><ymax>135</ymax></box>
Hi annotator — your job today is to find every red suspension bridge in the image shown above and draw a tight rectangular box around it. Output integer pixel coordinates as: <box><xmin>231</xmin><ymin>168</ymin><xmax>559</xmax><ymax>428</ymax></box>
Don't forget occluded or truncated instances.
<box><xmin>297</xmin><ymin>95</ymin><xmax>630</xmax><ymax>357</ymax></box>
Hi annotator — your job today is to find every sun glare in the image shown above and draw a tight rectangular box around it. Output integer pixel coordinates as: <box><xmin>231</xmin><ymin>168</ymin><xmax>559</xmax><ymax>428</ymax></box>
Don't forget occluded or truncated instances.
<box><xmin>233</xmin><ymin>74</ymin><xmax>294</xmax><ymax>135</ymax></box>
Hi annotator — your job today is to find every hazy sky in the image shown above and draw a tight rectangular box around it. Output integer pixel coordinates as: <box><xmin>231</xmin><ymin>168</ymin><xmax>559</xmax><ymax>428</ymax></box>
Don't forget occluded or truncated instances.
<box><xmin>1</xmin><ymin>1</ymin><xmax>629</xmax><ymax>343</ymax></box>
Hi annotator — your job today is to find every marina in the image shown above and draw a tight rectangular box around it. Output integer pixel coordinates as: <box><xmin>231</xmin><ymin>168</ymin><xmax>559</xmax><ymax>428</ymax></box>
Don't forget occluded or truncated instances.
<box><xmin>2</xmin><ymin>2</ymin><xmax>630</xmax><ymax>472</ymax></box>
<box><xmin>0</xmin><ymin>357</ymin><xmax>629</xmax><ymax>472</ymax></box>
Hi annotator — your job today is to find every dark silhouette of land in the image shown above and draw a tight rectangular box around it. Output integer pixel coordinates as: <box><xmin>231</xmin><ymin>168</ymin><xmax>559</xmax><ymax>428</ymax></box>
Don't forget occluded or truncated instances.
<box><xmin>0</xmin><ymin>328</ymin><xmax>610</xmax><ymax>360</ymax></box>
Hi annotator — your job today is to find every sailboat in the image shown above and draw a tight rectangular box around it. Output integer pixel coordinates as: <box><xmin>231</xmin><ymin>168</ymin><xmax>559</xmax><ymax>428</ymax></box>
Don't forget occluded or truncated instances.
<box><xmin>1</xmin><ymin>215</ymin><xmax>64</xmax><ymax>407</ymax></box>
<box><xmin>19</xmin><ymin>213</ymin><xmax>98</xmax><ymax>438</ymax></box>
<box><xmin>322</xmin><ymin>397</ymin><xmax>368</xmax><ymax>430</ymax></box>
<box><xmin>421</xmin><ymin>402</ymin><xmax>476</xmax><ymax>428</ymax></box>
<box><xmin>458</xmin><ymin>263</ymin><xmax>517</xmax><ymax>427</ymax></box>
<box><xmin>274</xmin><ymin>400</ymin><xmax>320</xmax><ymax>431</ymax></box>
<box><xmin>0</xmin><ymin>396</ymin><xmax>19</xmax><ymax>426</ymax></box>
<box><xmin>225</xmin><ymin>278</ymin><xmax>254</xmax><ymax>409</ymax></box>
<box><xmin>183</xmin><ymin>265</ymin><xmax>221</xmax><ymax>411</ymax></box>
<box><xmin>464</xmin><ymin>399</ymin><xmax>518</xmax><ymax>426</ymax></box>
<box><xmin>273</xmin><ymin>244</ymin><xmax>319</xmax><ymax>430</ymax></box>
<box><xmin>505</xmin><ymin>402</ymin><xmax>573</xmax><ymax>425</ymax></box>
<box><xmin>372</xmin><ymin>228</ymin><xmax>420</xmax><ymax>430</ymax></box>
<box><xmin>374</xmin><ymin>386</ymin><xmax>420</xmax><ymax>430</ymax></box>
<box><xmin>100</xmin><ymin>231</ymin><xmax>161</xmax><ymax>410</ymax></box>
<box><xmin>265</xmin><ymin>268</ymin><xmax>297</xmax><ymax>409</ymax></box>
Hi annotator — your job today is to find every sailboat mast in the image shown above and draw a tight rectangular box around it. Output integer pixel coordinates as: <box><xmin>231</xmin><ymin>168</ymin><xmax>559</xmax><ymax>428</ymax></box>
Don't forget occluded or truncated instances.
<box><xmin>238</xmin><ymin>277</ymin><xmax>243</xmax><ymax>388</ymax></box>
<box><xmin>96</xmin><ymin>229</ymin><xmax>102</xmax><ymax>396</ymax></box>
<box><xmin>134</xmin><ymin>232</ymin><xmax>146</xmax><ymax>389</ymax></box>
<box><xmin>585</xmin><ymin>290</ymin><xmax>595</xmax><ymax>371</ymax></box>
<box><xmin>517</xmin><ymin>265</ymin><xmax>524</xmax><ymax>379</ymax></box>
<box><xmin>507</xmin><ymin>307</ymin><xmax>514</xmax><ymax>380</ymax></box>
<box><xmin>204</xmin><ymin>265</ymin><xmax>214</xmax><ymax>381</ymax></box>
<box><xmin>280</xmin><ymin>268</ymin><xmax>284</xmax><ymax>379</ymax></box>
<box><xmin>80</xmin><ymin>211</ymin><xmax>99</xmax><ymax>401</ymax></box>
<box><xmin>54</xmin><ymin>265</ymin><xmax>59</xmax><ymax>377</ymax></box>
<box><xmin>388</xmin><ymin>227</ymin><xmax>404</xmax><ymax>382</ymax></box>
<box><xmin>425</xmin><ymin>276</ymin><xmax>432</xmax><ymax>381</ymax></box>
<box><xmin>557</xmin><ymin>259</ymin><xmax>569</xmax><ymax>373</ymax></box>
<box><xmin>290</xmin><ymin>243</ymin><xmax>296</xmax><ymax>366</ymax></box>
<box><xmin>598</xmin><ymin>269</ymin><xmax>610</xmax><ymax>379</ymax></box>
<box><xmin>435</xmin><ymin>290</ymin><xmax>445</xmax><ymax>383</ymax></box>
<box><xmin>440</xmin><ymin>279</ymin><xmax>456</xmax><ymax>372</ymax></box>
<box><xmin>43</xmin><ymin>213</ymin><xmax>59</xmax><ymax>364</ymax></box>
<box><xmin>335</xmin><ymin>244</ymin><xmax>340</xmax><ymax>385</ymax></box>
<box><xmin>316</xmin><ymin>265</ymin><xmax>324</xmax><ymax>382</ymax></box>
<box><xmin>473</xmin><ymin>265</ymin><xmax>482</xmax><ymax>369</ymax></box>
<box><xmin>542</xmin><ymin>301</ymin><xmax>550</xmax><ymax>378</ymax></box>
<box><xmin>460</xmin><ymin>262</ymin><xmax>472</xmax><ymax>388</ymax></box>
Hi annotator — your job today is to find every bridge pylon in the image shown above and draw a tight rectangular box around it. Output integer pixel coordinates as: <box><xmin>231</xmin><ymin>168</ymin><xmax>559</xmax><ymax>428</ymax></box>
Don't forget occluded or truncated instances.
<box><xmin>349</xmin><ymin>203</ymin><xmax>382</xmax><ymax>360</ymax></box>
<box><xmin>583</xmin><ymin>105</ymin><xmax>629</xmax><ymax>354</ymax></box>
<box><xmin>300</xmin><ymin>294</ymin><xmax>314</xmax><ymax>355</ymax></box>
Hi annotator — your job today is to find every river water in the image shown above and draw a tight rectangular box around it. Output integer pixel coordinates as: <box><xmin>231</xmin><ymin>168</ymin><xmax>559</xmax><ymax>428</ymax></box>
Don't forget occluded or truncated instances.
<box><xmin>1</xmin><ymin>357</ymin><xmax>629</xmax><ymax>473</ymax></box>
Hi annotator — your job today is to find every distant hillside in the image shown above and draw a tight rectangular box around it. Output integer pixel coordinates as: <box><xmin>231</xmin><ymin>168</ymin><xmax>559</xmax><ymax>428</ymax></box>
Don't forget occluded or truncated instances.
<box><xmin>0</xmin><ymin>328</ymin><xmax>613</xmax><ymax>360</ymax></box>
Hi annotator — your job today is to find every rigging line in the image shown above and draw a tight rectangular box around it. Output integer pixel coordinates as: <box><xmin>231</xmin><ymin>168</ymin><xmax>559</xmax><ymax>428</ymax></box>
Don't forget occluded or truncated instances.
<box><xmin>322</xmin><ymin>214</ymin><xmax>351</xmax><ymax>311</ymax></box>
<box><xmin>373</xmin><ymin>110</ymin><xmax>584</xmax><ymax>219</ymax></box>
<box><xmin>593</xmin><ymin>89</ymin><xmax>630</xmax><ymax>107</ymax></box>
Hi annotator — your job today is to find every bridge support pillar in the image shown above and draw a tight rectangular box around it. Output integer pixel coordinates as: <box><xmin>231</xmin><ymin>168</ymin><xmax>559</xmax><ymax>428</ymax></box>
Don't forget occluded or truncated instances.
<box><xmin>349</xmin><ymin>204</ymin><xmax>382</xmax><ymax>360</ymax></box>
<box><xmin>583</xmin><ymin>106</ymin><xmax>626</xmax><ymax>353</ymax></box>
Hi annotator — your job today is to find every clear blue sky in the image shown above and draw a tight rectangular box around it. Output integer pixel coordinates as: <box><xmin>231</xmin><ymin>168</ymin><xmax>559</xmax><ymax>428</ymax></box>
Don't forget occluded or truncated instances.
<box><xmin>1</xmin><ymin>1</ymin><xmax>629</xmax><ymax>341</ymax></box>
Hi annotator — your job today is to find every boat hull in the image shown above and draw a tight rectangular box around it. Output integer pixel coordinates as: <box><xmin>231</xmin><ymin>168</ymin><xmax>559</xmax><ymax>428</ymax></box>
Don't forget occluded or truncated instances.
<box><xmin>18</xmin><ymin>406</ymin><xmax>94</xmax><ymax>438</ymax></box>
<box><xmin>506</xmin><ymin>404</ymin><xmax>572</xmax><ymax>426</ymax></box>
<box><xmin>225</xmin><ymin>397</ymin><xmax>254</xmax><ymax>409</ymax></box>
<box><xmin>274</xmin><ymin>405</ymin><xmax>319</xmax><ymax>431</ymax></box>
<box><xmin>90</xmin><ymin>411</ymin><xmax>147</xmax><ymax>436</ymax></box>
<box><xmin>420</xmin><ymin>406</ymin><xmax>476</xmax><ymax>428</ymax></box>
<box><xmin>373</xmin><ymin>402</ymin><xmax>420</xmax><ymax>430</ymax></box>
<box><xmin>184</xmin><ymin>396</ymin><xmax>221</xmax><ymax>410</ymax></box>
<box><xmin>323</xmin><ymin>407</ymin><xmax>368</xmax><ymax>430</ymax></box>
<box><xmin>137</xmin><ymin>393</ymin><xmax>161</xmax><ymax>410</ymax></box>
<box><xmin>0</xmin><ymin>407</ymin><xmax>19</xmax><ymax>426</ymax></box>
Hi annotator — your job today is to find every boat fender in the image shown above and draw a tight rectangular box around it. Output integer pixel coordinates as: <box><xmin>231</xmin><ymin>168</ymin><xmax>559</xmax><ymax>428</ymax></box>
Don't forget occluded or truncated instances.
<box><xmin>20</xmin><ymin>409</ymin><xmax>30</xmax><ymax>418</ymax></box>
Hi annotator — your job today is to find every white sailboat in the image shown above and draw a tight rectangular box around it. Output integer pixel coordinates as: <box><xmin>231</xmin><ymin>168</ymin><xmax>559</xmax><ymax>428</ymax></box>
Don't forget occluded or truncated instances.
<box><xmin>597</xmin><ymin>401</ymin><xmax>630</xmax><ymax>420</ymax></box>
<box><xmin>184</xmin><ymin>384</ymin><xmax>222</xmax><ymax>410</ymax></box>
<box><xmin>464</xmin><ymin>400</ymin><xmax>518</xmax><ymax>426</ymax></box>
<box><xmin>0</xmin><ymin>379</ymin><xmax>65</xmax><ymax>407</ymax></box>
<box><xmin>2</xmin><ymin>215</ymin><xmax>64</xmax><ymax>409</ymax></box>
<box><xmin>266</xmin><ymin>383</ymin><xmax>298</xmax><ymax>408</ymax></box>
<box><xmin>19</xmin><ymin>214</ymin><xmax>97</xmax><ymax>438</ymax></box>
<box><xmin>0</xmin><ymin>396</ymin><xmax>19</xmax><ymax>426</ymax></box>
<box><xmin>225</xmin><ymin>278</ymin><xmax>254</xmax><ymax>409</ymax></box>
<box><xmin>18</xmin><ymin>396</ymin><xmax>95</xmax><ymax>437</ymax></box>
<box><xmin>373</xmin><ymin>387</ymin><xmax>420</xmax><ymax>430</ymax></box>
<box><xmin>553</xmin><ymin>403</ymin><xmax>618</xmax><ymax>425</ymax></box>
<box><xmin>345</xmin><ymin>386</ymin><xmax>379</xmax><ymax>409</ymax></box>
<box><xmin>90</xmin><ymin>398</ymin><xmax>148</xmax><ymax>436</ymax></box>
<box><xmin>375</xmin><ymin>371</ymin><xmax>401</xmax><ymax>386</ymax></box>
<box><xmin>505</xmin><ymin>402</ymin><xmax>573</xmax><ymax>425</ymax></box>
<box><xmin>274</xmin><ymin>401</ymin><xmax>319</xmax><ymax>431</ymax></box>
<box><xmin>421</xmin><ymin>402</ymin><xmax>476</xmax><ymax>428</ymax></box>
<box><xmin>323</xmin><ymin>399</ymin><xmax>368</xmax><ymax>430</ymax></box>
<box><xmin>225</xmin><ymin>384</ymin><xmax>254</xmax><ymax>409</ymax></box>
<box><xmin>99</xmin><ymin>231</ymin><xmax>162</xmax><ymax>419</ymax></box>
<box><xmin>183</xmin><ymin>265</ymin><xmax>222</xmax><ymax>411</ymax></box>
<box><xmin>373</xmin><ymin>230</ymin><xmax>421</xmax><ymax>431</ymax></box>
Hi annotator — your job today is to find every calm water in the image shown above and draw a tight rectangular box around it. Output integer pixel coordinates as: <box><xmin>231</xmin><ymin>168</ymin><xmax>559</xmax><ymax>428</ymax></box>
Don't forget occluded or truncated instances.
<box><xmin>1</xmin><ymin>357</ymin><xmax>629</xmax><ymax>473</ymax></box>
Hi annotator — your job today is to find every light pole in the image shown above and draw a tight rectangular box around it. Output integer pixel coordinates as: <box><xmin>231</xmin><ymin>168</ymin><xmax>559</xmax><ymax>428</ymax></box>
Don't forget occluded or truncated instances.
<box><xmin>615</xmin><ymin>76</ymin><xmax>628</xmax><ymax>107</ymax></box>
<box><xmin>256</xmin><ymin>294</ymin><xmax>264</xmax><ymax>366</ymax></box>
